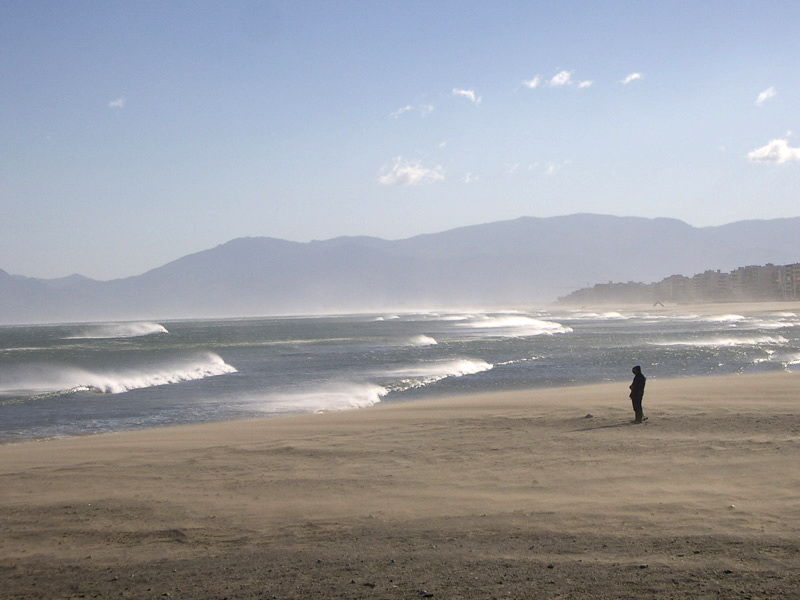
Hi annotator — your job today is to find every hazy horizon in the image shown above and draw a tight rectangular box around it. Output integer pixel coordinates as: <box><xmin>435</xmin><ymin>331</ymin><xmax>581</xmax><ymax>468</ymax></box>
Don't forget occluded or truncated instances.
<box><xmin>4</xmin><ymin>211</ymin><xmax>800</xmax><ymax>282</ymax></box>
<box><xmin>3</xmin><ymin>1</ymin><xmax>800</xmax><ymax>280</ymax></box>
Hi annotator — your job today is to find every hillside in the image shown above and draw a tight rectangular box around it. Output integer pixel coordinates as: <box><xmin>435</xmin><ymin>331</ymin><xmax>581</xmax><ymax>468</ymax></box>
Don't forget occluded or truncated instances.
<box><xmin>1</xmin><ymin>214</ymin><xmax>799</xmax><ymax>323</ymax></box>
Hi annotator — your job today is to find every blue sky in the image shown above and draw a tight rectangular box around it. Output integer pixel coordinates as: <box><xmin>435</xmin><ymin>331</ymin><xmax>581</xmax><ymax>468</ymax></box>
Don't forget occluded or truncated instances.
<box><xmin>2</xmin><ymin>1</ymin><xmax>799</xmax><ymax>279</ymax></box>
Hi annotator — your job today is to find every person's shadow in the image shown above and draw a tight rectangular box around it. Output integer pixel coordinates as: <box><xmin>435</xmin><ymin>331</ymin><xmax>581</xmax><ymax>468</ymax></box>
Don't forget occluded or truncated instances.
<box><xmin>571</xmin><ymin>420</ymin><xmax>641</xmax><ymax>432</ymax></box>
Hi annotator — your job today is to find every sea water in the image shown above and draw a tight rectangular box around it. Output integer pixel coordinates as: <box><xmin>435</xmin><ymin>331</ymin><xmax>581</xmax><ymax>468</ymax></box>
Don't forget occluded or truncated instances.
<box><xmin>1</xmin><ymin>309</ymin><xmax>799</xmax><ymax>442</ymax></box>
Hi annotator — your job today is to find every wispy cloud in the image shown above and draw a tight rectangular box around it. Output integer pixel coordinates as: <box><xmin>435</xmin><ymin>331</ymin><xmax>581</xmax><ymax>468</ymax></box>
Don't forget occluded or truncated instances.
<box><xmin>389</xmin><ymin>105</ymin><xmax>413</xmax><ymax>119</ymax></box>
<box><xmin>452</xmin><ymin>88</ymin><xmax>481</xmax><ymax>104</ymax></box>
<box><xmin>538</xmin><ymin>70</ymin><xmax>591</xmax><ymax>89</ymax></box>
<box><xmin>108</xmin><ymin>97</ymin><xmax>125</xmax><ymax>108</ymax></box>
<box><xmin>549</xmin><ymin>70</ymin><xmax>572</xmax><ymax>87</ymax></box>
<box><xmin>464</xmin><ymin>172</ymin><xmax>478</xmax><ymax>184</ymax></box>
<box><xmin>389</xmin><ymin>104</ymin><xmax>434</xmax><ymax>119</ymax></box>
<box><xmin>621</xmin><ymin>72</ymin><xmax>642</xmax><ymax>85</ymax></box>
<box><xmin>377</xmin><ymin>157</ymin><xmax>445</xmax><ymax>186</ymax></box>
<box><xmin>522</xmin><ymin>75</ymin><xmax>541</xmax><ymax>89</ymax></box>
<box><xmin>755</xmin><ymin>86</ymin><xmax>776</xmax><ymax>106</ymax></box>
<box><xmin>747</xmin><ymin>139</ymin><xmax>800</xmax><ymax>163</ymax></box>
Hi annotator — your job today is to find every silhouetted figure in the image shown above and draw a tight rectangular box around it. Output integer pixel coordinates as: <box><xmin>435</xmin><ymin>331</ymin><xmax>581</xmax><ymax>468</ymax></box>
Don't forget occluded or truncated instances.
<box><xmin>629</xmin><ymin>365</ymin><xmax>646</xmax><ymax>423</ymax></box>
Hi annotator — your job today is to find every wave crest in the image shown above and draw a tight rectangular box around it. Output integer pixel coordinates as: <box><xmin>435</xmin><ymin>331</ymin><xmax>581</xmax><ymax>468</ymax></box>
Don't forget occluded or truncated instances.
<box><xmin>2</xmin><ymin>353</ymin><xmax>236</xmax><ymax>397</ymax></box>
<box><xmin>460</xmin><ymin>315</ymin><xmax>572</xmax><ymax>336</ymax></box>
<box><xmin>66</xmin><ymin>322</ymin><xmax>169</xmax><ymax>339</ymax></box>
<box><xmin>650</xmin><ymin>335</ymin><xmax>788</xmax><ymax>348</ymax></box>
<box><xmin>704</xmin><ymin>314</ymin><xmax>745</xmax><ymax>323</ymax></box>
<box><xmin>258</xmin><ymin>383</ymin><xmax>388</xmax><ymax>414</ymax></box>
<box><xmin>406</xmin><ymin>335</ymin><xmax>437</xmax><ymax>346</ymax></box>
<box><xmin>385</xmin><ymin>358</ymin><xmax>493</xmax><ymax>391</ymax></box>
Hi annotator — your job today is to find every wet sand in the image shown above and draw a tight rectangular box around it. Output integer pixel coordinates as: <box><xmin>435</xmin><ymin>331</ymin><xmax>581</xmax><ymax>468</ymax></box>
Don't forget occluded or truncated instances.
<box><xmin>2</xmin><ymin>372</ymin><xmax>799</xmax><ymax>599</ymax></box>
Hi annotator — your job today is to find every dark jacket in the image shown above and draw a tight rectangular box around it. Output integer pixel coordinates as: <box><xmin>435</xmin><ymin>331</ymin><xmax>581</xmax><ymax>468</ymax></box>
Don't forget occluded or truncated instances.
<box><xmin>629</xmin><ymin>372</ymin><xmax>646</xmax><ymax>401</ymax></box>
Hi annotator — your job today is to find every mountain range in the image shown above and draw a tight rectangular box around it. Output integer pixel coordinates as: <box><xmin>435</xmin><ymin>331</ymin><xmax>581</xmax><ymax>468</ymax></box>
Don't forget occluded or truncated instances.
<box><xmin>2</xmin><ymin>214</ymin><xmax>799</xmax><ymax>324</ymax></box>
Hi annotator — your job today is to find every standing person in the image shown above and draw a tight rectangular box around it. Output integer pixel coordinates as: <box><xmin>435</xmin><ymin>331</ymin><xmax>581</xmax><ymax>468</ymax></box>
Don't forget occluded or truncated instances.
<box><xmin>629</xmin><ymin>365</ymin><xmax>647</xmax><ymax>423</ymax></box>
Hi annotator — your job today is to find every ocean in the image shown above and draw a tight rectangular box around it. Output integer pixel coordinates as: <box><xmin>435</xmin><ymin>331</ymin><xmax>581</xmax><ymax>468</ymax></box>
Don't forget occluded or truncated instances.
<box><xmin>1</xmin><ymin>308</ymin><xmax>799</xmax><ymax>442</ymax></box>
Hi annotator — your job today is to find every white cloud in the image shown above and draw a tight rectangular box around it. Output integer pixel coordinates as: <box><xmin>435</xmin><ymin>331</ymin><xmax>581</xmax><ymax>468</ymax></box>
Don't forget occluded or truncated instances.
<box><xmin>377</xmin><ymin>157</ymin><xmax>445</xmax><ymax>186</ymax></box>
<box><xmin>389</xmin><ymin>104</ymin><xmax>434</xmax><ymax>119</ymax></box>
<box><xmin>549</xmin><ymin>70</ymin><xmax>572</xmax><ymax>87</ymax></box>
<box><xmin>389</xmin><ymin>105</ymin><xmax>413</xmax><ymax>119</ymax></box>
<box><xmin>747</xmin><ymin>138</ymin><xmax>800</xmax><ymax>163</ymax></box>
<box><xmin>755</xmin><ymin>86</ymin><xmax>776</xmax><ymax>106</ymax></box>
<box><xmin>452</xmin><ymin>88</ymin><xmax>481</xmax><ymax>104</ymax></box>
<box><xmin>108</xmin><ymin>97</ymin><xmax>125</xmax><ymax>108</ymax></box>
<box><xmin>577</xmin><ymin>80</ymin><xmax>593</xmax><ymax>88</ymax></box>
<box><xmin>464</xmin><ymin>172</ymin><xmax>478</xmax><ymax>184</ymax></box>
<box><xmin>621</xmin><ymin>72</ymin><xmax>642</xmax><ymax>85</ymax></box>
<box><xmin>505</xmin><ymin>162</ymin><xmax>520</xmax><ymax>174</ymax></box>
<box><xmin>522</xmin><ymin>75</ymin><xmax>541</xmax><ymax>89</ymax></box>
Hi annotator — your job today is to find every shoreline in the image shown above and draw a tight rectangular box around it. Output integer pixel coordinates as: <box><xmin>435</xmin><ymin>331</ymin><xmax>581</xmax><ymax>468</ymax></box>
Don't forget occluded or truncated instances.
<box><xmin>2</xmin><ymin>371</ymin><xmax>799</xmax><ymax>598</ymax></box>
<box><xmin>3</xmin><ymin>367</ymin><xmax>796</xmax><ymax>447</ymax></box>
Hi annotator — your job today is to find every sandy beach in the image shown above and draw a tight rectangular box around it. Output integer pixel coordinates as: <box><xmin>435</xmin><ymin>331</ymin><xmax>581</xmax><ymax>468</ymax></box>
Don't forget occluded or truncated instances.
<box><xmin>2</xmin><ymin>372</ymin><xmax>799</xmax><ymax>599</ymax></box>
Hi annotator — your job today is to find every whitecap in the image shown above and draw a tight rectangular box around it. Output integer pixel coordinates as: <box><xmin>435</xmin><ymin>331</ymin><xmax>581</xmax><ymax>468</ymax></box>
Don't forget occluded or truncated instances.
<box><xmin>704</xmin><ymin>314</ymin><xmax>746</xmax><ymax>323</ymax></box>
<box><xmin>406</xmin><ymin>335</ymin><xmax>438</xmax><ymax>346</ymax></box>
<box><xmin>384</xmin><ymin>358</ymin><xmax>493</xmax><ymax>392</ymax></box>
<box><xmin>459</xmin><ymin>315</ymin><xmax>572</xmax><ymax>337</ymax></box>
<box><xmin>65</xmin><ymin>322</ymin><xmax>169</xmax><ymax>339</ymax></box>
<box><xmin>256</xmin><ymin>383</ymin><xmax>388</xmax><ymax>414</ymax></box>
<box><xmin>1</xmin><ymin>353</ymin><xmax>236</xmax><ymax>397</ymax></box>
<box><xmin>649</xmin><ymin>335</ymin><xmax>788</xmax><ymax>348</ymax></box>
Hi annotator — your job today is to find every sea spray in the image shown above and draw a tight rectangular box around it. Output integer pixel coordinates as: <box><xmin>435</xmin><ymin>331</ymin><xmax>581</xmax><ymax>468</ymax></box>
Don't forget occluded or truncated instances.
<box><xmin>65</xmin><ymin>322</ymin><xmax>169</xmax><ymax>339</ymax></box>
<box><xmin>649</xmin><ymin>335</ymin><xmax>788</xmax><ymax>348</ymax></box>
<box><xmin>384</xmin><ymin>358</ymin><xmax>493</xmax><ymax>391</ymax></box>
<box><xmin>257</xmin><ymin>383</ymin><xmax>389</xmax><ymax>414</ymax></box>
<box><xmin>1</xmin><ymin>353</ymin><xmax>236</xmax><ymax>396</ymax></box>
<box><xmin>460</xmin><ymin>315</ymin><xmax>572</xmax><ymax>336</ymax></box>
<box><xmin>406</xmin><ymin>335</ymin><xmax>437</xmax><ymax>346</ymax></box>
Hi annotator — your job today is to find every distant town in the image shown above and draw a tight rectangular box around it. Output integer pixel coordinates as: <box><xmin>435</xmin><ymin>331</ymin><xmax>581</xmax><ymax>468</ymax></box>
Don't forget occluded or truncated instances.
<box><xmin>558</xmin><ymin>262</ymin><xmax>800</xmax><ymax>305</ymax></box>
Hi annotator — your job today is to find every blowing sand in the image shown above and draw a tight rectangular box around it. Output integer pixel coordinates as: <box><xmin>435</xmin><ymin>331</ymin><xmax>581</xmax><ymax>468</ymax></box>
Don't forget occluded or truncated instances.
<box><xmin>1</xmin><ymin>372</ymin><xmax>799</xmax><ymax>599</ymax></box>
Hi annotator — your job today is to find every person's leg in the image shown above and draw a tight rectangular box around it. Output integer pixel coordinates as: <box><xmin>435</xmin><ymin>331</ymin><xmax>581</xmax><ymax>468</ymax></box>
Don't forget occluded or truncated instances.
<box><xmin>633</xmin><ymin>398</ymin><xmax>643</xmax><ymax>422</ymax></box>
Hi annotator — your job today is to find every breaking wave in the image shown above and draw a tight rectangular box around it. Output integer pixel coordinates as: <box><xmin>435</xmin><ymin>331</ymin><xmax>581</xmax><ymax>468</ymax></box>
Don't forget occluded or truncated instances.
<box><xmin>384</xmin><ymin>358</ymin><xmax>493</xmax><ymax>391</ymax></box>
<box><xmin>565</xmin><ymin>311</ymin><xmax>629</xmax><ymax>320</ymax></box>
<box><xmin>66</xmin><ymin>322</ymin><xmax>169</xmax><ymax>339</ymax></box>
<box><xmin>259</xmin><ymin>383</ymin><xmax>389</xmax><ymax>414</ymax></box>
<box><xmin>250</xmin><ymin>358</ymin><xmax>493</xmax><ymax>415</ymax></box>
<box><xmin>406</xmin><ymin>335</ymin><xmax>438</xmax><ymax>346</ymax></box>
<box><xmin>704</xmin><ymin>314</ymin><xmax>746</xmax><ymax>323</ymax></box>
<box><xmin>650</xmin><ymin>335</ymin><xmax>788</xmax><ymax>348</ymax></box>
<box><xmin>459</xmin><ymin>315</ymin><xmax>572</xmax><ymax>336</ymax></box>
<box><xmin>1</xmin><ymin>353</ymin><xmax>236</xmax><ymax>397</ymax></box>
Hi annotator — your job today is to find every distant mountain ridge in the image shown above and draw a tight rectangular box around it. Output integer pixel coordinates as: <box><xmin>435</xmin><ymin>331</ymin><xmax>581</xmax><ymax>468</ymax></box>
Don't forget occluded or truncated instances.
<box><xmin>2</xmin><ymin>214</ymin><xmax>799</xmax><ymax>324</ymax></box>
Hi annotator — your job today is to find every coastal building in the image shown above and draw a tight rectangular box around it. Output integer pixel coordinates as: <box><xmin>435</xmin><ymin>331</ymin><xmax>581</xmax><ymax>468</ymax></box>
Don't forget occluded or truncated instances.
<box><xmin>778</xmin><ymin>263</ymin><xmax>800</xmax><ymax>300</ymax></box>
<box><xmin>559</xmin><ymin>261</ymin><xmax>800</xmax><ymax>305</ymax></box>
